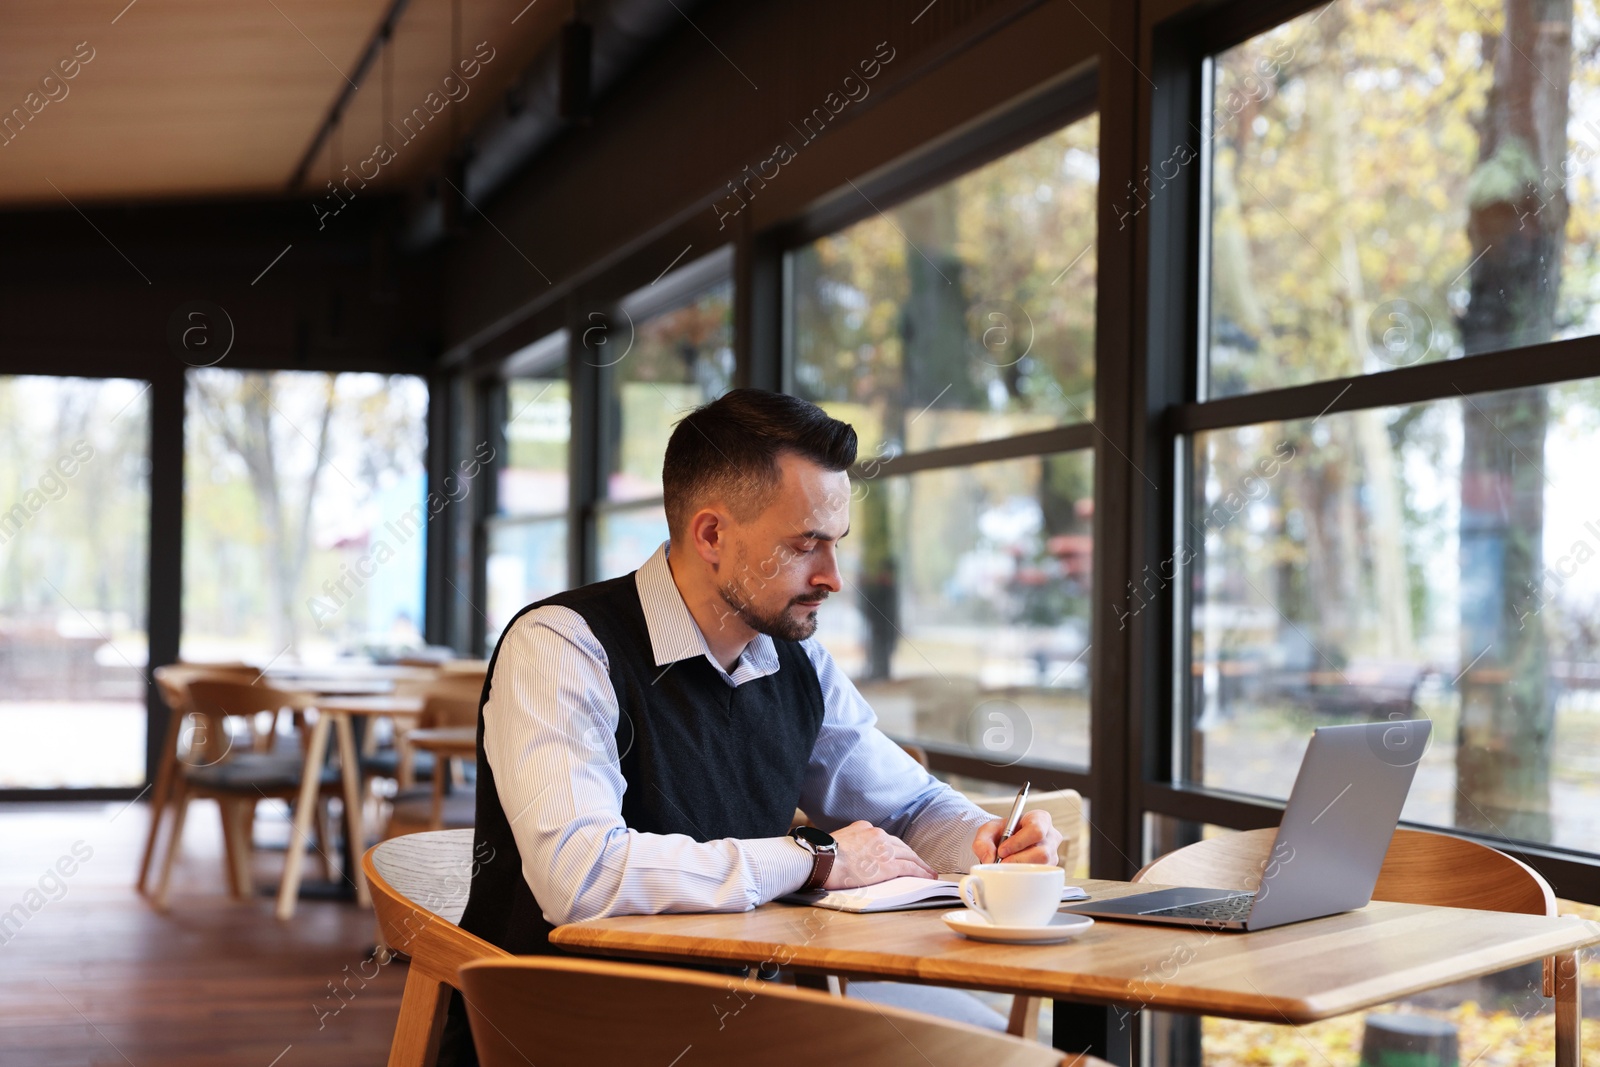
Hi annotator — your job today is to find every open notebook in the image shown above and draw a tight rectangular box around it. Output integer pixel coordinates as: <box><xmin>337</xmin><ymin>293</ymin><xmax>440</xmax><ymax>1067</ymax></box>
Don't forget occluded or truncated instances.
<box><xmin>780</xmin><ymin>875</ymin><xmax>1088</xmax><ymax>914</ymax></box>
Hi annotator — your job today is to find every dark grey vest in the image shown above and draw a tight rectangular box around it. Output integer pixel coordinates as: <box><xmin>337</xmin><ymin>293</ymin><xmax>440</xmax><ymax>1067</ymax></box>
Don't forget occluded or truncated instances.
<box><xmin>456</xmin><ymin>571</ymin><xmax>826</xmax><ymax>956</ymax></box>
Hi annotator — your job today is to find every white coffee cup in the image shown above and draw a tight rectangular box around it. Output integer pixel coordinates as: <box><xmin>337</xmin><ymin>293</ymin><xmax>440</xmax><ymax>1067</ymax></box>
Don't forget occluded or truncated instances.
<box><xmin>958</xmin><ymin>863</ymin><xmax>1065</xmax><ymax>927</ymax></box>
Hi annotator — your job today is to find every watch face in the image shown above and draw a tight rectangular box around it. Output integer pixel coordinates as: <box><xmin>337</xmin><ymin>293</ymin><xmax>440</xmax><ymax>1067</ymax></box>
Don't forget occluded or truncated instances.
<box><xmin>793</xmin><ymin>825</ymin><xmax>835</xmax><ymax>851</ymax></box>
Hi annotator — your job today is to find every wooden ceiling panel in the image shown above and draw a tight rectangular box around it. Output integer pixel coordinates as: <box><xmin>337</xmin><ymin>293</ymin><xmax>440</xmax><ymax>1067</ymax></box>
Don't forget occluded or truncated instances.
<box><xmin>319</xmin><ymin>0</ymin><xmax>568</xmax><ymax>193</ymax></box>
<box><xmin>0</xmin><ymin>0</ymin><xmax>562</xmax><ymax>208</ymax></box>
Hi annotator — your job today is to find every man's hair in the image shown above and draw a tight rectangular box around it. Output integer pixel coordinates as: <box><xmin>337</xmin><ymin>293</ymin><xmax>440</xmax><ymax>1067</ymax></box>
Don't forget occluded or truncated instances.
<box><xmin>662</xmin><ymin>389</ymin><xmax>857</xmax><ymax>536</ymax></box>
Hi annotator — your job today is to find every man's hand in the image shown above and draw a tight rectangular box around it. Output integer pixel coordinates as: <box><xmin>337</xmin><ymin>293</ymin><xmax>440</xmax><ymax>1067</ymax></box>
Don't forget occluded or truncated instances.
<box><xmin>972</xmin><ymin>810</ymin><xmax>1062</xmax><ymax>866</ymax></box>
<box><xmin>821</xmin><ymin>820</ymin><xmax>937</xmax><ymax>889</ymax></box>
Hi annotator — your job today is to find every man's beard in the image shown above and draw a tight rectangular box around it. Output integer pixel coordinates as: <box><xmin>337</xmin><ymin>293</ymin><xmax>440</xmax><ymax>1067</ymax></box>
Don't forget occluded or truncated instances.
<box><xmin>717</xmin><ymin>582</ymin><xmax>828</xmax><ymax>642</ymax></box>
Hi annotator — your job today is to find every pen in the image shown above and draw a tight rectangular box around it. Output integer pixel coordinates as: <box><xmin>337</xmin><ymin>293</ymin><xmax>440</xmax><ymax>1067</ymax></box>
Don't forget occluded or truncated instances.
<box><xmin>998</xmin><ymin>780</ymin><xmax>1030</xmax><ymax>845</ymax></box>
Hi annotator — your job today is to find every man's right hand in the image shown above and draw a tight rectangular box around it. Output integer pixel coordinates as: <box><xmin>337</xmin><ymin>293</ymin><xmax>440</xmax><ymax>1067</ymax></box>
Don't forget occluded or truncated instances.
<box><xmin>821</xmin><ymin>820</ymin><xmax>937</xmax><ymax>889</ymax></box>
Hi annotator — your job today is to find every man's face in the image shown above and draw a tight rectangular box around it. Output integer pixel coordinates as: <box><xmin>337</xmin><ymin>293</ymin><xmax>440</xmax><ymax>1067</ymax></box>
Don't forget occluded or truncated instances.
<box><xmin>716</xmin><ymin>453</ymin><xmax>850</xmax><ymax>642</ymax></box>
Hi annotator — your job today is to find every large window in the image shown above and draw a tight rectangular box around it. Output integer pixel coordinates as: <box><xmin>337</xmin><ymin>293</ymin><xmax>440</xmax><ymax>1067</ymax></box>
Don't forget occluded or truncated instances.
<box><xmin>597</xmin><ymin>250</ymin><xmax>734</xmax><ymax>579</ymax></box>
<box><xmin>1204</xmin><ymin>0</ymin><xmax>1600</xmax><ymax>398</ymax></box>
<box><xmin>486</xmin><ymin>331</ymin><xmax>571</xmax><ymax>647</ymax></box>
<box><xmin>792</xmin><ymin>115</ymin><xmax>1098</xmax><ymax>458</ymax></box>
<box><xmin>0</xmin><ymin>377</ymin><xmax>149</xmax><ymax>788</ymax></box>
<box><xmin>182</xmin><ymin>370</ymin><xmax>429</xmax><ymax>664</ymax></box>
<box><xmin>791</xmin><ymin>109</ymin><xmax>1099</xmax><ymax>773</ymax></box>
<box><xmin>1180</xmin><ymin>0</ymin><xmax>1600</xmax><ymax>862</ymax></box>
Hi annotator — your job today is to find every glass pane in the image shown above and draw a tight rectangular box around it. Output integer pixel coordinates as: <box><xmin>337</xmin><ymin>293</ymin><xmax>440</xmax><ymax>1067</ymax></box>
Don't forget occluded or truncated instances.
<box><xmin>598</xmin><ymin>504</ymin><xmax>669</xmax><ymax>581</ymax></box>
<box><xmin>183</xmin><ymin>371</ymin><xmax>429</xmax><ymax>664</ymax></box>
<box><xmin>607</xmin><ymin>280</ymin><xmax>733</xmax><ymax>502</ymax></box>
<box><xmin>0</xmin><ymin>377</ymin><xmax>149</xmax><ymax>788</ymax></box>
<box><xmin>485</xmin><ymin>518</ymin><xmax>568</xmax><ymax>651</ymax></box>
<box><xmin>815</xmin><ymin>453</ymin><xmax>1093</xmax><ymax>768</ymax></box>
<box><xmin>1206</xmin><ymin>2</ymin><xmax>1600</xmax><ymax>397</ymax></box>
<box><xmin>791</xmin><ymin>113</ymin><xmax>1098</xmax><ymax>459</ymax></box>
<box><xmin>501</xmin><ymin>375</ymin><xmax>569</xmax><ymax>515</ymax></box>
<box><xmin>1186</xmin><ymin>380</ymin><xmax>1600</xmax><ymax>851</ymax></box>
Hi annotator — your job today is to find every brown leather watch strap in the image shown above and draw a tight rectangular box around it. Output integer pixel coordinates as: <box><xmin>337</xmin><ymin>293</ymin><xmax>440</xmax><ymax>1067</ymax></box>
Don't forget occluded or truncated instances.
<box><xmin>801</xmin><ymin>848</ymin><xmax>834</xmax><ymax>892</ymax></box>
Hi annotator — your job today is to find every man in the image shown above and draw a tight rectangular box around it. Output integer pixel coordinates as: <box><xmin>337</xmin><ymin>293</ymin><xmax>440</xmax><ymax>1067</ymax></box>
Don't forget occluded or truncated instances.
<box><xmin>443</xmin><ymin>389</ymin><xmax>1061</xmax><ymax>1059</ymax></box>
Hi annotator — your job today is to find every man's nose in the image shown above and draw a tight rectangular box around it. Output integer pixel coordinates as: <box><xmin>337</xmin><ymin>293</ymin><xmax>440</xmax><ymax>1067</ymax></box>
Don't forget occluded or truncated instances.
<box><xmin>813</xmin><ymin>545</ymin><xmax>842</xmax><ymax>593</ymax></box>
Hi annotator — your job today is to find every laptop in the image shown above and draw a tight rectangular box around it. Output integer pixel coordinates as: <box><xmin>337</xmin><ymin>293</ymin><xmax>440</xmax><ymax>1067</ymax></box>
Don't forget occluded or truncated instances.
<box><xmin>1060</xmin><ymin>719</ymin><xmax>1431</xmax><ymax>932</ymax></box>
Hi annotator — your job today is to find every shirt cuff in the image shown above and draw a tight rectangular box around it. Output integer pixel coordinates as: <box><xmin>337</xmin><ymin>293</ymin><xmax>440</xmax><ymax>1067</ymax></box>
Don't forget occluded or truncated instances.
<box><xmin>746</xmin><ymin>836</ymin><xmax>815</xmax><ymax>903</ymax></box>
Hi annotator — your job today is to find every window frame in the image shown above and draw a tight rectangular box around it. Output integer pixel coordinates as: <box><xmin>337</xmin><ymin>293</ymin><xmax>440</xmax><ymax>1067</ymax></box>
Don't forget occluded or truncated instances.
<box><xmin>1143</xmin><ymin>0</ymin><xmax>1600</xmax><ymax>903</ymax></box>
<box><xmin>771</xmin><ymin>70</ymin><xmax>1103</xmax><ymax>795</ymax></box>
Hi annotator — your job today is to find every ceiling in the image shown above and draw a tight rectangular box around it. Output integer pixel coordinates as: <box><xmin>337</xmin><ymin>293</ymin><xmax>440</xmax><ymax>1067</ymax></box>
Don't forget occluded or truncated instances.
<box><xmin>0</xmin><ymin>0</ymin><xmax>568</xmax><ymax>208</ymax></box>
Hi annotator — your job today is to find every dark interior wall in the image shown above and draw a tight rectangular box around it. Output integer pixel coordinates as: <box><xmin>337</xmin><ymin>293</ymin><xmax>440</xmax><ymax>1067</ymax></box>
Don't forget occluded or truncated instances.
<box><xmin>440</xmin><ymin>0</ymin><xmax>1113</xmax><ymax>364</ymax></box>
<box><xmin>0</xmin><ymin>198</ymin><xmax>439</xmax><ymax>377</ymax></box>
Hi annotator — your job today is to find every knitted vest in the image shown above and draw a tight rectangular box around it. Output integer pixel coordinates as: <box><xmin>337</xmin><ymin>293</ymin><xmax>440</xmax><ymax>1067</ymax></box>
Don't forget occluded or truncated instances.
<box><xmin>456</xmin><ymin>572</ymin><xmax>826</xmax><ymax>956</ymax></box>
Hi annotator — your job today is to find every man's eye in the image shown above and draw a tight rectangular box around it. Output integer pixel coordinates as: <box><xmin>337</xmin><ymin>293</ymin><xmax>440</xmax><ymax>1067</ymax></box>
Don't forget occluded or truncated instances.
<box><xmin>794</xmin><ymin>542</ymin><xmax>816</xmax><ymax>554</ymax></box>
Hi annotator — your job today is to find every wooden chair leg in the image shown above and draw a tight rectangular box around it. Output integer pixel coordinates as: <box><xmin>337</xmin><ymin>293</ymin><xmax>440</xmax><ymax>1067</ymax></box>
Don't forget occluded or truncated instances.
<box><xmin>315</xmin><ymin>800</ymin><xmax>336</xmax><ymax>882</ymax></box>
<box><xmin>136</xmin><ymin>716</ymin><xmax>182</xmax><ymax>894</ymax></box>
<box><xmin>333</xmin><ymin>714</ymin><xmax>371</xmax><ymax>907</ymax></box>
<box><xmin>397</xmin><ymin>738</ymin><xmax>416</xmax><ymax>791</ymax></box>
<box><xmin>386</xmin><ymin>968</ymin><xmax>452</xmax><ymax>1067</ymax></box>
<box><xmin>1554</xmin><ymin>950</ymin><xmax>1581</xmax><ymax>1067</ymax></box>
<box><xmin>1006</xmin><ymin>994</ymin><xmax>1041</xmax><ymax>1040</ymax></box>
<box><xmin>231</xmin><ymin>800</ymin><xmax>256</xmax><ymax>898</ymax></box>
<box><xmin>154</xmin><ymin>792</ymin><xmax>191</xmax><ymax>911</ymax></box>
<box><xmin>218</xmin><ymin>799</ymin><xmax>243</xmax><ymax>899</ymax></box>
<box><xmin>429</xmin><ymin>771</ymin><xmax>447</xmax><ymax>831</ymax></box>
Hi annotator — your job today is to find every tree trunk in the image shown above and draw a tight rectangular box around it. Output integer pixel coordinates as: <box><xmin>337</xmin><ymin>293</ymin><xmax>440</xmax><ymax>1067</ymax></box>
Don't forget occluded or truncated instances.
<box><xmin>1454</xmin><ymin>0</ymin><xmax>1570</xmax><ymax>841</ymax></box>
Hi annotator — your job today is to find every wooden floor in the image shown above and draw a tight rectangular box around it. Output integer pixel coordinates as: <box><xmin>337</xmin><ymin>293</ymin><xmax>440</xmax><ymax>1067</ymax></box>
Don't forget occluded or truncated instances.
<box><xmin>0</xmin><ymin>800</ymin><xmax>403</xmax><ymax>1066</ymax></box>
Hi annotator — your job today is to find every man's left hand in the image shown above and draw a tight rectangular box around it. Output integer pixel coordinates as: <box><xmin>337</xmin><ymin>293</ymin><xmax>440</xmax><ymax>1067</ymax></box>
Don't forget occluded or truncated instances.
<box><xmin>972</xmin><ymin>810</ymin><xmax>1062</xmax><ymax>866</ymax></box>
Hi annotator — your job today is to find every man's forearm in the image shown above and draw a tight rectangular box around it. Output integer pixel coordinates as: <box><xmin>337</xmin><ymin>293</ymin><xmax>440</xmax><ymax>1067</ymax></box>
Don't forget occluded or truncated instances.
<box><xmin>528</xmin><ymin>825</ymin><xmax>815</xmax><ymax>925</ymax></box>
<box><xmin>900</xmin><ymin>794</ymin><xmax>996</xmax><ymax>874</ymax></box>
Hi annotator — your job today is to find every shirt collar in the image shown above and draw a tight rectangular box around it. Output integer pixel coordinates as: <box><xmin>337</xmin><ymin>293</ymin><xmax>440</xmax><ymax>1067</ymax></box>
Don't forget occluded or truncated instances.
<box><xmin>634</xmin><ymin>542</ymin><xmax>781</xmax><ymax>682</ymax></box>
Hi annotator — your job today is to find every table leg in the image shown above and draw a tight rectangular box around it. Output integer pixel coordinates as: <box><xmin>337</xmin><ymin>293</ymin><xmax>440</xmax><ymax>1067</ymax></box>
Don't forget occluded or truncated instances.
<box><xmin>333</xmin><ymin>713</ymin><xmax>372</xmax><ymax>908</ymax></box>
<box><xmin>276</xmin><ymin>712</ymin><xmax>331</xmax><ymax>921</ymax></box>
<box><xmin>1053</xmin><ymin>1000</ymin><xmax>1134</xmax><ymax>1066</ymax></box>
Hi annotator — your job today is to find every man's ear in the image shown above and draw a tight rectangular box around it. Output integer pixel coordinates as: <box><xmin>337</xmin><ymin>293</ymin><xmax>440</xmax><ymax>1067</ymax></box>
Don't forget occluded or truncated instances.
<box><xmin>687</xmin><ymin>507</ymin><xmax>728</xmax><ymax>568</ymax></box>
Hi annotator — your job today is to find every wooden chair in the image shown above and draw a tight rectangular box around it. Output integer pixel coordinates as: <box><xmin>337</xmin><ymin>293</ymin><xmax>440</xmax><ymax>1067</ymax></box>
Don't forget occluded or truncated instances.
<box><xmin>150</xmin><ymin>677</ymin><xmax>342</xmax><ymax>910</ymax></box>
<box><xmin>382</xmin><ymin>685</ymin><xmax>484</xmax><ymax>838</ymax></box>
<box><xmin>1137</xmin><ymin>826</ymin><xmax>1583</xmax><ymax>1067</ymax></box>
<box><xmin>364</xmin><ymin>830</ymin><xmax>510</xmax><ymax>1067</ymax></box>
<box><xmin>369</xmin><ymin>673</ymin><xmax>484</xmax><ymax>791</ymax></box>
<box><xmin>456</xmin><ymin>955</ymin><xmax>1110</xmax><ymax>1067</ymax></box>
<box><xmin>139</xmin><ymin>662</ymin><xmax>262</xmax><ymax>894</ymax></box>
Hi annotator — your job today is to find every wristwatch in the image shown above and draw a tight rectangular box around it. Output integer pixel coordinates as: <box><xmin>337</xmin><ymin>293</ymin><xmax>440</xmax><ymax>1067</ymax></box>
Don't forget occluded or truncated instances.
<box><xmin>788</xmin><ymin>826</ymin><xmax>837</xmax><ymax>891</ymax></box>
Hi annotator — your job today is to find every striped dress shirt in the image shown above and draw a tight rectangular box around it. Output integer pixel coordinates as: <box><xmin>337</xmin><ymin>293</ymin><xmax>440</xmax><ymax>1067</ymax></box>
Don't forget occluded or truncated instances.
<box><xmin>482</xmin><ymin>541</ymin><xmax>997</xmax><ymax>927</ymax></box>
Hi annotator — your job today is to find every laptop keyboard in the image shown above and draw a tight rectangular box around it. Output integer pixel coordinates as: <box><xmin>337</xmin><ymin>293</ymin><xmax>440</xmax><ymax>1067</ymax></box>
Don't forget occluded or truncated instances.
<box><xmin>1139</xmin><ymin>894</ymin><xmax>1255</xmax><ymax>923</ymax></box>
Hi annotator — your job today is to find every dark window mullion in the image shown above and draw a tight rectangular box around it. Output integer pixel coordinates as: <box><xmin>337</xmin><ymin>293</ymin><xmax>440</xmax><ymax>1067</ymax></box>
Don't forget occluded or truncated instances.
<box><xmin>1176</xmin><ymin>316</ymin><xmax>1600</xmax><ymax>434</ymax></box>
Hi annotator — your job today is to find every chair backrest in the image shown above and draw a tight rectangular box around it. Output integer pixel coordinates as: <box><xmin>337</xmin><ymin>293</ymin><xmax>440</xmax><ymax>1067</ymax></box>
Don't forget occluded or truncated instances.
<box><xmin>364</xmin><ymin>831</ymin><xmax>509</xmax><ymax>981</ymax></box>
<box><xmin>153</xmin><ymin>662</ymin><xmax>261</xmax><ymax>714</ymax></box>
<box><xmin>1136</xmin><ymin>826</ymin><xmax>1555</xmax><ymax>916</ymax></box>
<box><xmin>418</xmin><ymin>676</ymin><xmax>485</xmax><ymax>730</ymax></box>
<box><xmin>969</xmin><ymin>788</ymin><xmax>1084</xmax><ymax>875</ymax></box>
<box><xmin>456</xmin><ymin>957</ymin><xmax>1077</xmax><ymax>1067</ymax></box>
<box><xmin>164</xmin><ymin>674</ymin><xmax>293</xmax><ymax>766</ymax></box>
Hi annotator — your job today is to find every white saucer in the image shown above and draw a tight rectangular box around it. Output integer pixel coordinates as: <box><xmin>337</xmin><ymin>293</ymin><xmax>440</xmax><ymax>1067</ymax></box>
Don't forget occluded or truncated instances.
<box><xmin>941</xmin><ymin>910</ymin><xmax>1095</xmax><ymax>944</ymax></box>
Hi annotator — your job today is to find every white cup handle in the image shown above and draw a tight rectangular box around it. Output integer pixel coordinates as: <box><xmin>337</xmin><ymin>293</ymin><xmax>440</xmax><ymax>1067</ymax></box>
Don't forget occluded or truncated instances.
<box><xmin>959</xmin><ymin>875</ymin><xmax>992</xmax><ymax>924</ymax></box>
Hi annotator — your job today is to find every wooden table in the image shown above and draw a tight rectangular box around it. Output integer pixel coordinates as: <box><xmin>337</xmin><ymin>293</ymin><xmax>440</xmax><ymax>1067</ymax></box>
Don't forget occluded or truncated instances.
<box><xmin>275</xmin><ymin>693</ymin><xmax>426</xmax><ymax>920</ymax></box>
<box><xmin>552</xmin><ymin>878</ymin><xmax>1600</xmax><ymax>1062</ymax></box>
<box><xmin>266</xmin><ymin>664</ymin><xmax>436</xmax><ymax>696</ymax></box>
